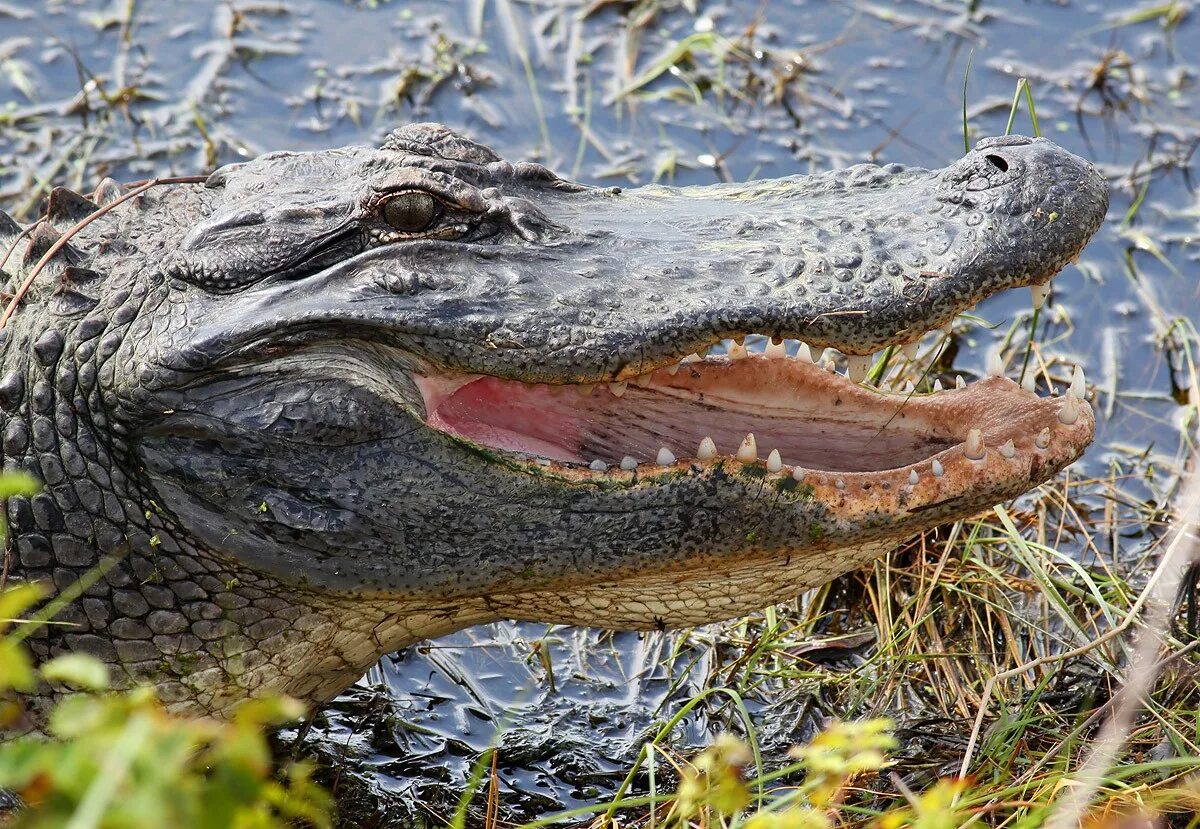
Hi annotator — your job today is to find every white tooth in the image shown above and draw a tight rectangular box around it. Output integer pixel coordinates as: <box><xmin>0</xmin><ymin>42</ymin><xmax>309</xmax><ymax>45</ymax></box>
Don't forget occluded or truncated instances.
<box><xmin>576</xmin><ymin>384</ymin><xmax>594</xmax><ymax>397</ymax></box>
<box><xmin>908</xmin><ymin>469</ymin><xmax>919</xmax><ymax>485</ymax></box>
<box><xmin>834</xmin><ymin>478</ymin><xmax>846</xmax><ymax>490</ymax></box>
<box><xmin>847</xmin><ymin>354</ymin><xmax>872</xmax><ymax>383</ymax></box>
<box><xmin>736</xmin><ymin>433</ymin><xmax>758</xmax><ymax>464</ymax></box>
<box><xmin>589</xmin><ymin>459</ymin><xmax>607</xmax><ymax>471</ymax></box>
<box><xmin>729</xmin><ymin>342</ymin><xmax>749</xmax><ymax>360</ymax></box>
<box><xmin>797</xmin><ymin>343</ymin><xmax>814</xmax><ymax>363</ymax></box>
<box><xmin>931</xmin><ymin>459</ymin><xmax>945</xmax><ymax>477</ymax></box>
<box><xmin>823</xmin><ymin>358</ymin><xmax>837</xmax><ymax>373</ymax></box>
<box><xmin>964</xmin><ymin>428</ymin><xmax>985</xmax><ymax>460</ymax></box>
<box><xmin>635</xmin><ymin>373</ymin><xmax>653</xmax><ymax>388</ymax></box>
<box><xmin>901</xmin><ymin>341</ymin><xmax>920</xmax><ymax>361</ymax></box>
<box><xmin>933</xmin><ymin>379</ymin><xmax>944</xmax><ymax>392</ymax></box>
<box><xmin>685</xmin><ymin>352</ymin><xmax>704</xmax><ymax>363</ymax></box>
<box><xmin>734</xmin><ymin>336</ymin><xmax>746</xmax><ymax>347</ymax></box>
<box><xmin>1058</xmin><ymin>395</ymin><xmax>1081</xmax><ymax>425</ymax></box>
<box><xmin>903</xmin><ymin>380</ymin><xmax>915</xmax><ymax>393</ymax></box>
<box><xmin>667</xmin><ymin>363</ymin><xmax>681</xmax><ymax>375</ymax></box>
<box><xmin>987</xmin><ymin>349</ymin><xmax>1005</xmax><ymax>377</ymax></box>
<box><xmin>765</xmin><ymin>339</ymin><xmax>786</xmax><ymax>359</ymax></box>
<box><xmin>1021</xmin><ymin>372</ymin><xmax>1037</xmax><ymax>393</ymax></box>
<box><xmin>1035</xmin><ymin>427</ymin><xmax>1051</xmax><ymax>449</ymax></box>
<box><xmin>999</xmin><ymin>439</ymin><xmax>1016</xmax><ymax>459</ymax></box>
<box><xmin>609</xmin><ymin>381</ymin><xmax>628</xmax><ymax>397</ymax></box>
<box><xmin>698</xmin><ymin>437</ymin><xmax>717</xmax><ymax>461</ymax></box>
<box><xmin>955</xmin><ymin>375</ymin><xmax>966</xmax><ymax>389</ymax></box>
<box><xmin>1031</xmin><ymin>282</ymin><xmax>1051</xmax><ymax>310</ymax></box>
<box><xmin>941</xmin><ymin>320</ymin><xmax>954</xmax><ymax>335</ymax></box>
<box><xmin>656</xmin><ymin>446</ymin><xmax>676</xmax><ymax>466</ymax></box>
<box><xmin>620</xmin><ymin>456</ymin><xmax>638</xmax><ymax>471</ymax></box>
<box><xmin>766</xmin><ymin>449</ymin><xmax>782</xmax><ymax>473</ymax></box>
<box><xmin>1068</xmin><ymin>364</ymin><xmax>1086</xmax><ymax>399</ymax></box>
<box><xmin>792</xmin><ymin>467</ymin><xmax>805</xmax><ymax>482</ymax></box>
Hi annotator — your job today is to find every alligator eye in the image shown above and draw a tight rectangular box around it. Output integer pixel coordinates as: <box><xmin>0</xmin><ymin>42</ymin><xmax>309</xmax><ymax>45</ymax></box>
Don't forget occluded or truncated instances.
<box><xmin>382</xmin><ymin>192</ymin><xmax>439</xmax><ymax>233</ymax></box>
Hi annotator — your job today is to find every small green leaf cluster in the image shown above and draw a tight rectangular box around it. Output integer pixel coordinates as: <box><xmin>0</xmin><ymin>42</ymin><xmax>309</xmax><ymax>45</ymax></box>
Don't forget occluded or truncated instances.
<box><xmin>0</xmin><ymin>524</ymin><xmax>332</xmax><ymax>829</ymax></box>
<box><xmin>661</xmin><ymin>719</ymin><xmax>970</xmax><ymax>829</ymax></box>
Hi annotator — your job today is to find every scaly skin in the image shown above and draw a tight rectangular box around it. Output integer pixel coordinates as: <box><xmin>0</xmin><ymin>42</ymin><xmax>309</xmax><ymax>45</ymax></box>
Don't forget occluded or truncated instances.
<box><xmin>0</xmin><ymin>124</ymin><xmax>1107</xmax><ymax>718</ymax></box>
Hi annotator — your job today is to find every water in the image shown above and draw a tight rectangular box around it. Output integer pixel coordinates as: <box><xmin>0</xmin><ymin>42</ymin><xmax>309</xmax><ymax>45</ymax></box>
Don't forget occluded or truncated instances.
<box><xmin>1</xmin><ymin>0</ymin><xmax>1197</xmax><ymax>824</ymax></box>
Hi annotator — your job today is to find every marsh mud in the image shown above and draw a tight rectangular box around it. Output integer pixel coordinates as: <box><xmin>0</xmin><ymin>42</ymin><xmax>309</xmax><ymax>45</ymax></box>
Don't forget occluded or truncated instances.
<box><xmin>1</xmin><ymin>1</ymin><xmax>1197</xmax><ymax>826</ymax></box>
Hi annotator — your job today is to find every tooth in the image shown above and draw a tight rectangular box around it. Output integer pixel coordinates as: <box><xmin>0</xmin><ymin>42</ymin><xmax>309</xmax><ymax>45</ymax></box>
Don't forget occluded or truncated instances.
<box><xmin>734</xmin><ymin>336</ymin><xmax>746</xmax><ymax>347</ymax></box>
<box><xmin>765</xmin><ymin>339</ymin><xmax>786</xmax><ymax>359</ymax></box>
<box><xmin>729</xmin><ymin>342</ymin><xmax>749</xmax><ymax>360</ymax></box>
<box><xmin>609</xmin><ymin>381</ymin><xmax>628</xmax><ymax>397</ymax></box>
<box><xmin>933</xmin><ymin>379</ymin><xmax>944</xmax><ymax>392</ymax></box>
<box><xmin>685</xmin><ymin>352</ymin><xmax>703</xmax><ymax>363</ymax></box>
<box><xmin>941</xmin><ymin>320</ymin><xmax>954</xmax><ymax>335</ymax></box>
<box><xmin>589</xmin><ymin>459</ymin><xmax>607</xmax><ymax>471</ymax></box>
<box><xmin>931</xmin><ymin>459</ymin><xmax>945</xmax><ymax>477</ymax></box>
<box><xmin>736</xmin><ymin>433</ymin><xmax>758</xmax><ymax>464</ymax></box>
<box><xmin>955</xmin><ymin>375</ymin><xmax>966</xmax><ymax>389</ymax></box>
<box><xmin>999</xmin><ymin>439</ymin><xmax>1016</xmax><ymax>458</ymax></box>
<box><xmin>902</xmin><ymin>380</ymin><xmax>915</xmax><ymax>393</ymax></box>
<box><xmin>901</xmin><ymin>341</ymin><xmax>920</xmax><ymax>361</ymax></box>
<box><xmin>908</xmin><ymin>469</ymin><xmax>919</xmax><ymax>485</ymax></box>
<box><xmin>1021</xmin><ymin>372</ymin><xmax>1037</xmax><ymax>393</ymax></box>
<box><xmin>1031</xmin><ymin>282</ymin><xmax>1051</xmax><ymax>310</ymax></box>
<box><xmin>620</xmin><ymin>456</ymin><xmax>638</xmax><ymax>471</ymax></box>
<box><xmin>1035</xmin><ymin>427</ymin><xmax>1051</xmax><ymax>448</ymax></box>
<box><xmin>822</xmin><ymin>358</ymin><xmax>837</xmax><ymax>373</ymax></box>
<box><xmin>698</xmin><ymin>437</ymin><xmax>718</xmax><ymax>461</ymax></box>
<box><xmin>635</xmin><ymin>373</ymin><xmax>653</xmax><ymax>388</ymax></box>
<box><xmin>576</xmin><ymin>384</ymin><xmax>594</xmax><ymax>397</ymax></box>
<box><xmin>1068</xmin><ymin>365</ymin><xmax>1086</xmax><ymax>398</ymax></box>
<box><xmin>834</xmin><ymin>478</ymin><xmax>846</xmax><ymax>490</ymax></box>
<box><xmin>987</xmin><ymin>349</ymin><xmax>1005</xmax><ymax>377</ymax></box>
<box><xmin>797</xmin><ymin>343</ymin><xmax>814</xmax><ymax>363</ymax></box>
<box><xmin>846</xmin><ymin>354</ymin><xmax>872</xmax><ymax>383</ymax></box>
<box><xmin>656</xmin><ymin>446</ymin><xmax>676</xmax><ymax>465</ymax></box>
<box><xmin>766</xmin><ymin>449</ymin><xmax>782</xmax><ymax>473</ymax></box>
<box><xmin>792</xmin><ymin>467</ymin><xmax>805</xmax><ymax>482</ymax></box>
<box><xmin>964</xmin><ymin>428</ymin><xmax>985</xmax><ymax>460</ymax></box>
<box><xmin>1058</xmin><ymin>395</ymin><xmax>1081</xmax><ymax>425</ymax></box>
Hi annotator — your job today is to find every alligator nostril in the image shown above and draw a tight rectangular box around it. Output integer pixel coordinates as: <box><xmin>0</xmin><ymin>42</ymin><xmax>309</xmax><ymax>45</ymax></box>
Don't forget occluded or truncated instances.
<box><xmin>984</xmin><ymin>154</ymin><xmax>1009</xmax><ymax>173</ymax></box>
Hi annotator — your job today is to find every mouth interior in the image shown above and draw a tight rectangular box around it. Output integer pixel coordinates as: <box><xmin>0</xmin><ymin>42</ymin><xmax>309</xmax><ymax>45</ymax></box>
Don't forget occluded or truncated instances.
<box><xmin>419</xmin><ymin>355</ymin><xmax>966</xmax><ymax>473</ymax></box>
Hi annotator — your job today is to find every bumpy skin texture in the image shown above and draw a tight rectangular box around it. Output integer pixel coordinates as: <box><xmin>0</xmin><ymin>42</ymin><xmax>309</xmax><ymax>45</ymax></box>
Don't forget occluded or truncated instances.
<box><xmin>0</xmin><ymin>125</ymin><xmax>1108</xmax><ymax>718</ymax></box>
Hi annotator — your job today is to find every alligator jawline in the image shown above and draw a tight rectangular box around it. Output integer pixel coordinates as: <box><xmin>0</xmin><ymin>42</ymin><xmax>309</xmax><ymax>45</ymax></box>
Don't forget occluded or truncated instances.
<box><xmin>414</xmin><ymin>339</ymin><xmax>1093</xmax><ymax>483</ymax></box>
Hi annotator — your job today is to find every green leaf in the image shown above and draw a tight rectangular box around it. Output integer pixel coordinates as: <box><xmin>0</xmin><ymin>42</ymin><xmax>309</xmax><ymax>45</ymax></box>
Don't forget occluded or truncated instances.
<box><xmin>41</xmin><ymin>652</ymin><xmax>110</xmax><ymax>691</ymax></box>
<box><xmin>0</xmin><ymin>470</ymin><xmax>42</xmax><ymax>499</ymax></box>
<box><xmin>0</xmin><ymin>639</ymin><xmax>36</xmax><ymax>692</ymax></box>
<box><xmin>0</xmin><ymin>581</ymin><xmax>45</xmax><ymax>628</ymax></box>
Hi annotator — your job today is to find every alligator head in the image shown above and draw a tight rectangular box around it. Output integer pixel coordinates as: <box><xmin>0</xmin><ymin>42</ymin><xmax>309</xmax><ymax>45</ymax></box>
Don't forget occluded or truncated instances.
<box><xmin>0</xmin><ymin>125</ymin><xmax>1107</xmax><ymax>716</ymax></box>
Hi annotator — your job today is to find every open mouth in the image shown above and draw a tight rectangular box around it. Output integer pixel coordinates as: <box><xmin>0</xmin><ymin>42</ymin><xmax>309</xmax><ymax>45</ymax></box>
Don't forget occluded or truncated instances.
<box><xmin>413</xmin><ymin>335</ymin><xmax>1093</xmax><ymax>486</ymax></box>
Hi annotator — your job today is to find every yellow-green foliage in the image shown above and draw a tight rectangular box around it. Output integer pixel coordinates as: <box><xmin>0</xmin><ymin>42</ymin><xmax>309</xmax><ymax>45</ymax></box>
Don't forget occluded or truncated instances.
<box><xmin>0</xmin><ymin>468</ymin><xmax>333</xmax><ymax>829</ymax></box>
<box><xmin>657</xmin><ymin>719</ymin><xmax>966</xmax><ymax>829</ymax></box>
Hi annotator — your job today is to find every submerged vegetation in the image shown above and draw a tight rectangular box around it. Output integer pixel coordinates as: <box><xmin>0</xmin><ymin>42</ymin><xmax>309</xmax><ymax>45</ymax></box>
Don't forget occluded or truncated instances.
<box><xmin>1</xmin><ymin>0</ymin><xmax>1198</xmax><ymax>827</ymax></box>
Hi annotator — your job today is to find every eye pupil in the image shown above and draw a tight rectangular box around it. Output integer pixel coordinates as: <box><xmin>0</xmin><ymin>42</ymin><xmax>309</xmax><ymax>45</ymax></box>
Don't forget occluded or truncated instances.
<box><xmin>383</xmin><ymin>192</ymin><xmax>438</xmax><ymax>232</ymax></box>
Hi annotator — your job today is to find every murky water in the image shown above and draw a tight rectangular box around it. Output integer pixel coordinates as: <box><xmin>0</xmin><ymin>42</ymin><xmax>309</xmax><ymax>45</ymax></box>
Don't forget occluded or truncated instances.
<box><xmin>1</xmin><ymin>0</ymin><xmax>1197</xmax><ymax>825</ymax></box>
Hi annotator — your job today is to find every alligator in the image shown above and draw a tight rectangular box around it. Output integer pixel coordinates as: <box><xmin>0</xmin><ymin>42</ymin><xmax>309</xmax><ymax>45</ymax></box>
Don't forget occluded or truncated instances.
<box><xmin>0</xmin><ymin>124</ymin><xmax>1107</xmax><ymax>719</ymax></box>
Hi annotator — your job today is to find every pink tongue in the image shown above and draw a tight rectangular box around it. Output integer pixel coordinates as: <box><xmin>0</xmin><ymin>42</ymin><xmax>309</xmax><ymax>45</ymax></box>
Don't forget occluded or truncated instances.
<box><xmin>419</xmin><ymin>376</ymin><xmax>586</xmax><ymax>461</ymax></box>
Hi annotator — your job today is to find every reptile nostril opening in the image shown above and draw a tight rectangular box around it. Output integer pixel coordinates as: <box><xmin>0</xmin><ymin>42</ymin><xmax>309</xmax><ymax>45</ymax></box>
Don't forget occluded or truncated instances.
<box><xmin>984</xmin><ymin>154</ymin><xmax>1009</xmax><ymax>173</ymax></box>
